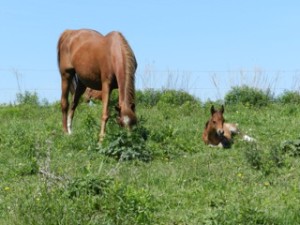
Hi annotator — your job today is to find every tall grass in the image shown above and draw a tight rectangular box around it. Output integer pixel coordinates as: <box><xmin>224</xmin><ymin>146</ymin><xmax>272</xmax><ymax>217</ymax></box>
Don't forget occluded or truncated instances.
<box><xmin>1</xmin><ymin>89</ymin><xmax>300</xmax><ymax>224</ymax></box>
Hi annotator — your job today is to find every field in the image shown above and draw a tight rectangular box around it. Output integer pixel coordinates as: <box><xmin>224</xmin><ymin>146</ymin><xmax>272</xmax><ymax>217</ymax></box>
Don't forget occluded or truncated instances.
<box><xmin>1</xmin><ymin>89</ymin><xmax>300</xmax><ymax>224</ymax></box>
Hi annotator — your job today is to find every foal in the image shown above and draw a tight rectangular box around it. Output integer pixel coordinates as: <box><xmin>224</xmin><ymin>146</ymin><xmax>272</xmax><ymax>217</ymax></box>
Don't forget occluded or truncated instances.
<box><xmin>83</xmin><ymin>88</ymin><xmax>102</xmax><ymax>103</ymax></box>
<box><xmin>202</xmin><ymin>105</ymin><xmax>243</xmax><ymax>148</ymax></box>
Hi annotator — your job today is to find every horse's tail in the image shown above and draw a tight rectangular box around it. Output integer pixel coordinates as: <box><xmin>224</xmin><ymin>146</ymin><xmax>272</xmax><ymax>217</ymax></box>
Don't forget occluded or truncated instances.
<box><xmin>119</xmin><ymin>32</ymin><xmax>137</xmax><ymax>106</ymax></box>
<box><xmin>57</xmin><ymin>30</ymin><xmax>78</xmax><ymax>96</ymax></box>
<box><xmin>57</xmin><ymin>30</ymin><xmax>73</xmax><ymax>68</ymax></box>
<box><xmin>69</xmin><ymin>75</ymin><xmax>78</xmax><ymax>95</ymax></box>
<box><xmin>57</xmin><ymin>32</ymin><xmax>64</xmax><ymax>67</ymax></box>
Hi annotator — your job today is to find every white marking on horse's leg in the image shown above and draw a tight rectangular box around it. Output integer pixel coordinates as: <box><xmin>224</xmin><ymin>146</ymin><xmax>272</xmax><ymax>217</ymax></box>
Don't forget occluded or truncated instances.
<box><xmin>243</xmin><ymin>135</ymin><xmax>255</xmax><ymax>142</ymax></box>
<box><xmin>67</xmin><ymin>115</ymin><xmax>72</xmax><ymax>134</ymax></box>
<box><xmin>123</xmin><ymin>116</ymin><xmax>130</xmax><ymax>127</ymax></box>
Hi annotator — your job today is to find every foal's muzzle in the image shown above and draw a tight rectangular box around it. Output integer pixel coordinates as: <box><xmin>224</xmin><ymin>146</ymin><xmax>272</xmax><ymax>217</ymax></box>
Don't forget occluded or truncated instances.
<box><xmin>217</xmin><ymin>129</ymin><xmax>224</xmax><ymax>136</ymax></box>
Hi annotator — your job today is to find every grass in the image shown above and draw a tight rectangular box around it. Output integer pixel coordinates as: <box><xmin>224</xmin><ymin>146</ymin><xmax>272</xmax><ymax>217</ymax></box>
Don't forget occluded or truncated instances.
<box><xmin>1</xmin><ymin>92</ymin><xmax>300</xmax><ymax>224</ymax></box>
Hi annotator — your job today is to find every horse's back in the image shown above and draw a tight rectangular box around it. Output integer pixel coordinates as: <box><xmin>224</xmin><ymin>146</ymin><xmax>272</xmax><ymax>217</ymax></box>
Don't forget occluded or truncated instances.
<box><xmin>58</xmin><ymin>29</ymin><xmax>128</xmax><ymax>68</ymax></box>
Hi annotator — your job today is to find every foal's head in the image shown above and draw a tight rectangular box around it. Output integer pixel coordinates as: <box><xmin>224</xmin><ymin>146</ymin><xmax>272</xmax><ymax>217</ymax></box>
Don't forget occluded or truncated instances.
<box><xmin>115</xmin><ymin>104</ymin><xmax>137</xmax><ymax>129</ymax></box>
<box><xmin>208</xmin><ymin>105</ymin><xmax>225</xmax><ymax>137</ymax></box>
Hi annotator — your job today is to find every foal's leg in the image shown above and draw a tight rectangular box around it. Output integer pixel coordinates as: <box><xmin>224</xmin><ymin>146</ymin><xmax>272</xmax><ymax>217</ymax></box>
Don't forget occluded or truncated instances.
<box><xmin>67</xmin><ymin>80</ymin><xmax>86</xmax><ymax>134</ymax></box>
<box><xmin>99</xmin><ymin>82</ymin><xmax>111</xmax><ymax>142</ymax></box>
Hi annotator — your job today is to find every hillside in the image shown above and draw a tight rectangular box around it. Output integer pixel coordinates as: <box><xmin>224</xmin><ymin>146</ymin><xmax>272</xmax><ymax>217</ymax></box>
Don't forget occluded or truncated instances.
<box><xmin>1</xmin><ymin>90</ymin><xmax>300</xmax><ymax>224</ymax></box>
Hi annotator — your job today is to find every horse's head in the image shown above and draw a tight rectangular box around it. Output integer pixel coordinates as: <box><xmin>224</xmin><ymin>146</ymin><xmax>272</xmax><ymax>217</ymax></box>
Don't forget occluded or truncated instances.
<box><xmin>209</xmin><ymin>105</ymin><xmax>225</xmax><ymax>137</ymax></box>
<box><xmin>115</xmin><ymin>104</ymin><xmax>137</xmax><ymax>129</ymax></box>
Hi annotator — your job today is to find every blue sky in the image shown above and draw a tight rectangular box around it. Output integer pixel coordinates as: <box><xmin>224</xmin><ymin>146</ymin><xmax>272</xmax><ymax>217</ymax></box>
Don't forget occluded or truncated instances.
<box><xmin>1</xmin><ymin>1</ymin><xmax>300</xmax><ymax>103</ymax></box>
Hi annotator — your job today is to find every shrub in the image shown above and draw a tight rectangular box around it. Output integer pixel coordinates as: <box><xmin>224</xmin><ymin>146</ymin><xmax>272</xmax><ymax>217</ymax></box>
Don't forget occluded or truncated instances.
<box><xmin>137</xmin><ymin>89</ymin><xmax>200</xmax><ymax>107</ymax></box>
<box><xmin>136</xmin><ymin>89</ymin><xmax>162</xmax><ymax>107</ymax></box>
<box><xmin>277</xmin><ymin>90</ymin><xmax>300</xmax><ymax>104</ymax></box>
<box><xmin>225</xmin><ymin>85</ymin><xmax>273</xmax><ymax>107</ymax></box>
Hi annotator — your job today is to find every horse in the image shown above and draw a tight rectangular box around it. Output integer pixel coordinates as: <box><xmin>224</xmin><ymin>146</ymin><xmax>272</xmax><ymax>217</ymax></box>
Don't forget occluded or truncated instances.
<box><xmin>202</xmin><ymin>105</ymin><xmax>254</xmax><ymax>148</ymax></box>
<box><xmin>57</xmin><ymin>29</ymin><xmax>137</xmax><ymax>141</ymax></box>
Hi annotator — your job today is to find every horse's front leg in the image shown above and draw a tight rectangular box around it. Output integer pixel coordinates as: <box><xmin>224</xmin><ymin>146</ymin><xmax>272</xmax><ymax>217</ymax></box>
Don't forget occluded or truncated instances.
<box><xmin>99</xmin><ymin>83</ymin><xmax>111</xmax><ymax>142</ymax></box>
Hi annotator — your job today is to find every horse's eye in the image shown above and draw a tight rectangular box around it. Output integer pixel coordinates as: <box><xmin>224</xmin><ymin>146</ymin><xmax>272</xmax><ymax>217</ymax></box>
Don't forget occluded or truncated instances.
<box><xmin>213</xmin><ymin>121</ymin><xmax>216</xmax><ymax>124</ymax></box>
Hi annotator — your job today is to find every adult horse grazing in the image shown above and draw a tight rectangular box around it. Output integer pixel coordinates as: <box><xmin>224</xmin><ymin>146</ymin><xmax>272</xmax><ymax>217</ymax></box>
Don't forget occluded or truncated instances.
<box><xmin>57</xmin><ymin>29</ymin><xmax>137</xmax><ymax>141</ymax></box>
<box><xmin>202</xmin><ymin>105</ymin><xmax>254</xmax><ymax>148</ymax></box>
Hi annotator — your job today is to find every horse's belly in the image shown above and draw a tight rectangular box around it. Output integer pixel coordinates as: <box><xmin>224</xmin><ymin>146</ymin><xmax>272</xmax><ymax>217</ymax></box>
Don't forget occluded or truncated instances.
<box><xmin>77</xmin><ymin>72</ymin><xmax>102</xmax><ymax>90</ymax></box>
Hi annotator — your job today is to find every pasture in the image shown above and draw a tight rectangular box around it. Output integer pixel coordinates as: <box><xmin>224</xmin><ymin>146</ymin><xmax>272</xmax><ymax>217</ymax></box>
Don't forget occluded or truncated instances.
<box><xmin>1</xmin><ymin>89</ymin><xmax>300</xmax><ymax>224</ymax></box>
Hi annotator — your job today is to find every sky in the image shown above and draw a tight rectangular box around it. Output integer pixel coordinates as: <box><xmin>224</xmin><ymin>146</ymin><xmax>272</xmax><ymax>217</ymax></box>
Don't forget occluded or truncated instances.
<box><xmin>1</xmin><ymin>1</ymin><xmax>300</xmax><ymax>103</ymax></box>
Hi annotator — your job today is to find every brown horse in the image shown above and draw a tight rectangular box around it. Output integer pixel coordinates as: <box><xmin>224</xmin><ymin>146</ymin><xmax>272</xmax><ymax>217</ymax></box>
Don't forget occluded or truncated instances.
<box><xmin>202</xmin><ymin>105</ymin><xmax>254</xmax><ymax>148</ymax></box>
<box><xmin>57</xmin><ymin>29</ymin><xmax>137</xmax><ymax>141</ymax></box>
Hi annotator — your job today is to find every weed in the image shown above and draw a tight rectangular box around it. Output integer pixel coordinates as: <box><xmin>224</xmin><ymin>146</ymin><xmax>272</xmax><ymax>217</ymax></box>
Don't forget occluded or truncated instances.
<box><xmin>65</xmin><ymin>175</ymin><xmax>112</xmax><ymax>198</ymax></box>
<box><xmin>100</xmin><ymin>118</ymin><xmax>152</xmax><ymax>162</ymax></box>
<box><xmin>280</xmin><ymin>139</ymin><xmax>300</xmax><ymax>157</ymax></box>
<box><xmin>244</xmin><ymin>142</ymin><xmax>262</xmax><ymax>170</ymax></box>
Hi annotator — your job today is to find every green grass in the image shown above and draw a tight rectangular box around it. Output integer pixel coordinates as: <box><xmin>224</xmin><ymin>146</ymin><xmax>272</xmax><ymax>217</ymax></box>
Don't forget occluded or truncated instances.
<box><xmin>1</xmin><ymin>97</ymin><xmax>300</xmax><ymax>224</ymax></box>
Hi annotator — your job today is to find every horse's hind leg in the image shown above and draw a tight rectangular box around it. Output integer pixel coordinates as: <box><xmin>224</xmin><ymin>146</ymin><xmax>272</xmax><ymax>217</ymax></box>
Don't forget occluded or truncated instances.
<box><xmin>61</xmin><ymin>71</ymin><xmax>73</xmax><ymax>134</ymax></box>
<box><xmin>67</xmin><ymin>80</ymin><xmax>86</xmax><ymax>134</ymax></box>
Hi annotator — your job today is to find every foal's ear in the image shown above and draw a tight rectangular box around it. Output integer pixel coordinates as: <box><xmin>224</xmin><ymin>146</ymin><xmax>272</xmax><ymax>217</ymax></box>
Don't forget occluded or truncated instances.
<box><xmin>210</xmin><ymin>105</ymin><xmax>216</xmax><ymax>115</ymax></box>
<box><xmin>220</xmin><ymin>105</ymin><xmax>225</xmax><ymax>114</ymax></box>
<box><xmin>220</xmin><ymin>105</ymin><xmax>225</xmax><ymax>113</ymax></box>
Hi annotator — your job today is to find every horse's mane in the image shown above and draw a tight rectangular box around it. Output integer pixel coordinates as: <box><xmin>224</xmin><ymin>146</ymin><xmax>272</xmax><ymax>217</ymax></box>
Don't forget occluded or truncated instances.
<box><xmin>119</xmin><ymin>33</ymin><xmax>137</xmax><ymax>107</ymax></box>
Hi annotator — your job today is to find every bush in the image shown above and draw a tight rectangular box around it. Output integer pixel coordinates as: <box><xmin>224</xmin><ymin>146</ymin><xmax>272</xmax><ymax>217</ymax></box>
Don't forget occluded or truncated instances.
<box><xmin>137</xmin><ymin>89</ymin><xmax>199</xmax><ymax>107</ymax></box>
<box><xmin>159</xmin><ymin>89</ymin><xmax>199</xmax><ymax>106</ymax></box>
<box><xmin>277</xmin><ymin>90</ymin><xmax>300</xmax><ymax>104</ymax></box>
<box><xmin>136</xmin><ymin>89</ymin><xmax>162</xmax><ymax>107</ymax></box>
<box><xmin>225</xmin><ymin>85</ymin><xmax>273</xmax><ymax>107</ymax></box>
<box><xmin>16</xmin><ymin>91</ymin><xmax>40</xmax><ymax>106</ymax></box>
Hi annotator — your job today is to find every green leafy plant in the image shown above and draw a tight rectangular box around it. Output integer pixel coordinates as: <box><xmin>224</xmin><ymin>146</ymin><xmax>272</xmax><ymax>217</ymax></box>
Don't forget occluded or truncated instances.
<box><xmin>100</xmin><ymin>118</ymin><xmax>151</xmax><ymax>162</ymax></box>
